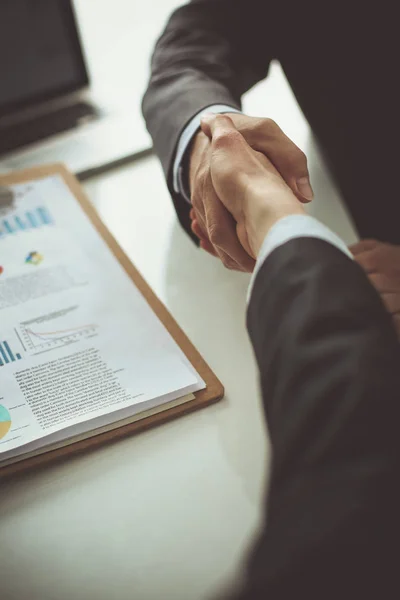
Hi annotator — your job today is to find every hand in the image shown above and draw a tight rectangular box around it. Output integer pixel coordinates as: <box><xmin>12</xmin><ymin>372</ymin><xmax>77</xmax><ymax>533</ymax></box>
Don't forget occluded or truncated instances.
<box><xmin>189</xmin><ymin>113</ymin><xmax>313</xmax><ymax>271</ymax></box>
<box><xmin>200</xmin><ymin>114</ymin><xmax>306</xmax><ymax>258</ymax></box>
<box><xmin>351</xmin><ymin>239</ymin><xmax>400</xmax><ymax>339</ymax></box>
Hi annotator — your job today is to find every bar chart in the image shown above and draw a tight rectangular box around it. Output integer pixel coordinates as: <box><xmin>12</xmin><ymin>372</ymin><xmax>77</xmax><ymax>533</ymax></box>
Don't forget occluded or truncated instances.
<box><xmin>0</xmin><ymin>206</ymin><xmax>53</xmax><ymax>237</ymax></box>
<box><xmin>0</xmin><ymin>338</ymin><xmax>23</xmax><ymax>366</ymax></box>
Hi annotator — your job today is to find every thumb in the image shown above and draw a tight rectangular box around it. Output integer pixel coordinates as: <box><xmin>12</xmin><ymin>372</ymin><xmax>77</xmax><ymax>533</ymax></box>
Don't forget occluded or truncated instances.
<box><xmin>200</xmin><ymin>113</ymin><xmax>264</xmax><ymax>180</ymax></box>
<box><xmin>244</xmin><ymin>119</ymin><xmax>313</xmax><ymax>202</ymax></box>
<box><xmin>200</xmin><ymin>112</ymin><xmax>241</xmax><ymax>144</ymax></box>
<box><xmin>200</xmin><ymin>114</ymin><xmax>260</xmax><ymax>216</ymax></box>
<box><xmin>201</xmin><ymin>114</ymin><xmax>281</xmax><ymax>179</ymax></box>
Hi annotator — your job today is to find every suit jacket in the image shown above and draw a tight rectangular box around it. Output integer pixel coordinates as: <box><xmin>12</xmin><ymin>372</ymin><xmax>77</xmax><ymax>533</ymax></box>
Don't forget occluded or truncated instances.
<box><xmin>142</xmin><ymin>0</ymin><xmax>398</xmax><ymax>243</ymax></box>
<box><xmin>233</xmin><ymin>237</ymin><xmax>400</xmax><ymax>598</ymax></box>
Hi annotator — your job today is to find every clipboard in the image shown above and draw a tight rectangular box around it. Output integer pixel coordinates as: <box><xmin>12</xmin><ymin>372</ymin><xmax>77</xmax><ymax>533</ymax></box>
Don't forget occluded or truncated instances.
<box><xmin>0</xmin><ymin>164</ymin><xmax>224</xmax><ymax>478</ymax></box>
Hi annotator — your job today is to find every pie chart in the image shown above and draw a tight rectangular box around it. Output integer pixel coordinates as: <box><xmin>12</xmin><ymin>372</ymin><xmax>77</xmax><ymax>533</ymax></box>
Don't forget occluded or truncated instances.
<box><xmin>0</xmin><ymin>405</ymin><xmax>11</xmax><ymax>440</ymax></box>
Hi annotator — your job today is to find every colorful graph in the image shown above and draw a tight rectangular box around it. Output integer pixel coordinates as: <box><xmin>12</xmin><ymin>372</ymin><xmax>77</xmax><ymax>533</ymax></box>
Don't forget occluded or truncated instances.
<box><xmin>0</xmin><ymin>339</ymin><xmax>23</xmax><ymax>366</ymax></box>
<box><xmin>0</xmin><ymin>405</ymin><xmax>11</xmax><ymax>440</ymax></box>
<box><xmin>0</xmin><ymin>206</ymin><xmax>53</xmax><ymax>237</ymax></box>
<box><xmin>25</xmin><ymin>251</ymin><xmax>44</xmax><ymax>266</ymax></box>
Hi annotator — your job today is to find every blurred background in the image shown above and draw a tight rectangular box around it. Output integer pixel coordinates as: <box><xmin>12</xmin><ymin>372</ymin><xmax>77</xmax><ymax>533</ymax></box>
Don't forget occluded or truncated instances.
<box><xmin>0</xmin><ymin>0</ymin><xmax>357</xmax><ymax>243</ymax></box>
<box><xmin>74</xmin><ymin>0</ymin><xmax>180</xmax><ymax>115</ymax></box>
<box><xmin>0</xmin><ymin>0</ymin><xmax>182</xmax><ymax>176</ymax></box>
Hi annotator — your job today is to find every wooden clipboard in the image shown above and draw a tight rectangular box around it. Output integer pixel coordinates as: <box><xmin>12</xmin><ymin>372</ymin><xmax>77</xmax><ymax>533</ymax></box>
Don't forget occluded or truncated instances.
<box><xmin>0</xmin><ymin>164</ymin><xmax>224</xmax><ymax>477</ymax></box>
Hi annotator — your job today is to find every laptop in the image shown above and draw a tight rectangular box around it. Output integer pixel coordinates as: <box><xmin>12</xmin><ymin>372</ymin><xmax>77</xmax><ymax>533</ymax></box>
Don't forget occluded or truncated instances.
<box><xmin>0</xmin><ymin>0</ymin><xmax>152</xmax><ymax>178</ymax></box>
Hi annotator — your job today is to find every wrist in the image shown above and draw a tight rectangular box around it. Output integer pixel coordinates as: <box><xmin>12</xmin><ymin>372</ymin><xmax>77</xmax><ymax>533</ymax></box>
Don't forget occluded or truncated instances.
<box><xmin>245</xmin><ymin>193</ymin><xmax>306</xmax><ymax>256</ymax></box>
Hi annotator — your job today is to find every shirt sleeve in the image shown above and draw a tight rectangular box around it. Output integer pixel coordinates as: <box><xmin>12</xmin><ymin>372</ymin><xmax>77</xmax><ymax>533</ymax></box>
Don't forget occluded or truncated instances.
<box><xmin>173</xmin><ymin>104</ymin><xmax>241</xmax><ymax>203</ymax></box>
<box><xmin>248</xmin><ymin>214</ymin><xmax>354</xmax><ymax>302</ymax></box>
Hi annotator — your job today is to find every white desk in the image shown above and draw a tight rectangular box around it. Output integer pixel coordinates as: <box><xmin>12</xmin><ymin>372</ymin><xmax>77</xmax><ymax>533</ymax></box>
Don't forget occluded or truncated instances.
<box><xmin>0</xmin><ymin>48</ymin><xmax>359</xmax><ymax>600</ymax></box>
<box><xmin>0</xmin><ymin>155</ymin><xmax>269</xmax><ymax>600</ymax></box>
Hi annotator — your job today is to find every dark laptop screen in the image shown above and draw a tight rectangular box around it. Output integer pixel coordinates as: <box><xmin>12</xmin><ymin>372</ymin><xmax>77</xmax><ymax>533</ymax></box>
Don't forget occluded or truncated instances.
<box><xmin>0</xmin><ymin>0</ymin><xmax>88</xmax><ymax>118</ymax></box>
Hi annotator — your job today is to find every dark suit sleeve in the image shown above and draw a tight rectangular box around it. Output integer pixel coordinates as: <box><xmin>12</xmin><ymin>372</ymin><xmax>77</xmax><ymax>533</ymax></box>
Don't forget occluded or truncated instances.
<box><xmin>234</xmin><ymin>238</ymin><xmax>400</xmax><ymax>599</ymax></box>
<box><xmin>142</xmin><ymin>0</ymin><xmax>274</xmax><ymax>240</ymax></box>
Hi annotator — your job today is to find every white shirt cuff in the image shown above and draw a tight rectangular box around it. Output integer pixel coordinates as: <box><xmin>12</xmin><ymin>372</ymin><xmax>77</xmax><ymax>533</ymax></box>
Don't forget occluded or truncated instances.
<box><xmin>173</xmin><ymin>104</ymin><xmax>241</xmax><ymax>202</ymax></box>
<box><xmin>248</xmin><ymin>214</ymin><xmax>354</xmax><ymax>302</ymax></box>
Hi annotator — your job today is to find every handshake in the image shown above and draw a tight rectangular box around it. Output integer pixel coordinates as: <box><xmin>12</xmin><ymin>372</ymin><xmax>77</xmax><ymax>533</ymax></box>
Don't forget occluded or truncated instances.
<box><xmin>190</xmin><ymin>114</ymin><xmax>310</xmax><ymax>271</ymax></box>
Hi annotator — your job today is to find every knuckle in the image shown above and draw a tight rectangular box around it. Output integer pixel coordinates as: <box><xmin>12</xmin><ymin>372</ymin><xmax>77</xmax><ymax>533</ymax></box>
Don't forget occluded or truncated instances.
<box><xmin>213</xmin><ymin>128</ymin><xmax>242</xmax><ymax>150</ymax></box>
<box><xmin>192</xmin><ymin>170</ymin><xmax>208</xmax><ymax>206</ymax></box>
<box><xmin>221</xmin><ymin>256</ymin><xmax>237</xmax><ymax>270</ymax></box>
<box><xmin>261</xmin><ymin>117</ymin><xmax>279</xmax><ymax>133</ymax></box>
<box><xmin>213</xmin><ymin>114</ymin><xmax>228</xmax><ymax>125</ymax></box>
<box><xmin>214</xmin><ymin>114</ymin><xmax>234</xmax><ymax>128</ymax></box>
<box><xmin>208</xmin><ymin>222</ymin><xmax>224</xmax><ymax>246</ymax></box>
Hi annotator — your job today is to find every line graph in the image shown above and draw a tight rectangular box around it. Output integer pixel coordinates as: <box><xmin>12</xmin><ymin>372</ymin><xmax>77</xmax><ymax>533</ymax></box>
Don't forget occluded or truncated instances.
<box><xmin>19</xmin><ymin>306</ymin><xmax>98</xmax><ymax>351</ymax></box>
<box><xmin>26</xmin><ymin>323</ymin><xmax>97</xmax><ymax>342</ymax></box>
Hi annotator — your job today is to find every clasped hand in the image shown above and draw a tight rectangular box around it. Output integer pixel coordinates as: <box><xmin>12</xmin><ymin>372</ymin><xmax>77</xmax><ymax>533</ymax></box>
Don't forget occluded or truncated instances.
<box><xmin>194</xmin><ymin>114</ymin><xmax>306</xmax><ymax>260</ymax></box>
<box><xmin>189</xmin><ymin>113</ymin><xmax>312</xmax><ymax>271</ymax></box>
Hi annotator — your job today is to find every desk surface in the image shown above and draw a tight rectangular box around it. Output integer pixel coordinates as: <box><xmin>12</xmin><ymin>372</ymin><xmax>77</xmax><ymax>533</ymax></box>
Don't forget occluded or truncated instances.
<box><xmin>0</xmin><ymin>156</ymin><xmax>267</xmax><ymax>600</ymax></box>
<box><xmin>0</xmin><ymin>56</ymin><xmax>359</xmax><ymax>600</ymax></box>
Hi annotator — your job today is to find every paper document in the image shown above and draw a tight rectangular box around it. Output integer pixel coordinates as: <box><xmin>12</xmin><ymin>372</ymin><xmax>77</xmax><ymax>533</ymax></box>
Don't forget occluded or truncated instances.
<box><xmin>0</xmin><ymin>176</ymin><xmax>204</xmax><ymax>462</ymax></box>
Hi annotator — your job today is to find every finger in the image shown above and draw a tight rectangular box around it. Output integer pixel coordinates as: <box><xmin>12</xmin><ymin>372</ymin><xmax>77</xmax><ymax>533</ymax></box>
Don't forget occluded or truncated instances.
<box><xmin>255</xmin><ymin>124</ymin><xmax>312</xmax><ymax>202</ymax></box>
<box><xmin>369</xmin><ymin>272</ymin><xmax>400</xmax><ymax>293</ymax></box>
<box><xmin>190</xmin><ymin>157</ymin><xmax>249</xmax><ymax>270</ymax></box>
<box><xmin>191</xmin><ymin>219</ymin><xmax>218</xmax><ymax>256</ymax></box>
<box><xmin>191</xmin><ymin>218</ymin><xmax>207</xmax><ymax>241</ymax></box>
<box><xmin>192</xmin><ymin>206</ymin><xmax>208</xmax><ymax>241</ymax></box>
<box><xmin>231</xmin><ymin>117</ymin><xmax>313</xmax><ymax>203</ymax></box>
<box><xmin>381</xmin><ymin>292</ymin><xmax>400</xmax><ymax>316</ymax></box>
<box><xmin>201</xmin><ymin>114</ymin><xmax>268</xmax><ymax>215</ymax></box>
<box><xmin>200</xmin><ymin>113</ymin><xmax>216</xmax><ymax>140</ymax></box>
<box><xmin>212</xmin><ymin>236</ymin><xmax>250</xmax><ymax>272</ymax></box>
<box><xmin>198</xmin><ymin>199</ymin><xmax>244</xmax><ymax>269</ymax></box>
<box><xmin>202</xmin><ymin>171</ymin><xmax>254</xmax><ymax>269</ymax></box>
<box><xmin>350</xmin><ymin>239</ymin><xmax>380</xmax><ymax>256</ymax></box>
<box><xmin>200</xmin><ymin>239</ymin><xmax>219</xmax><ymax>256</ymax></box>
<box><xmin>353</xmin><ymin>250</ymin><xmax>380</xmax><ymax>274</ymax></box>
<box><xmin>202</xmin><ymin>114</ymin><xmax>279</xmax><ymax>178</ymax></box>
<box><xmin>392</xmin><ymin>315</ymin><xmax>400</xmax><ymax>341</ymax></box>
<box><xmin>201</xmin><ymin>113</ymin><xmax>246</xmax><ymax>150</ymax></box>
<box><xmin>202</xmin><ymin>114</ymin><xmax>305</xmax><ymax>211</ymax></box>
<box><xmin>203</xmin><ymin>181</ymin><xmax>255</xmax><ymax>271</ymax></box>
